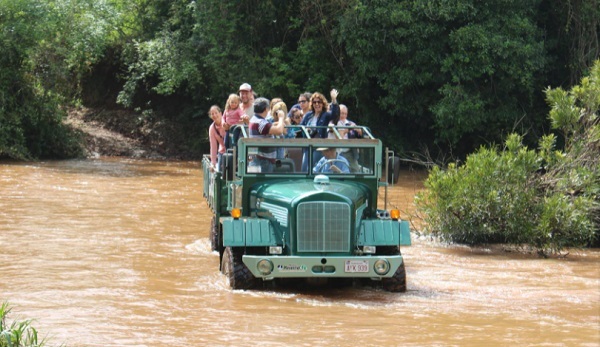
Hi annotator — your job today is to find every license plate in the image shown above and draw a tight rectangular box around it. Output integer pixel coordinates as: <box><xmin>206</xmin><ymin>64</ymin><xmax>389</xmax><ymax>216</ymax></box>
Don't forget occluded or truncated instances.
<box><xmin>345</xmin><ymin>260</ymin><xmax>369</xmax><ymax>273</ymax></box>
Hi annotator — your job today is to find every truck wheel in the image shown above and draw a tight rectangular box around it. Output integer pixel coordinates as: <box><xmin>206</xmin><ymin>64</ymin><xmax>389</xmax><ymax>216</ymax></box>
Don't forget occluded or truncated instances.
<box><xmin>376</xmin><ymin>246</ymin><xmax>407</xmax><ymax>292</ymax></box>
<box><xmin>382</xmin><ymin>261</ymin><xmax>407</xmax><ymax>293</ymax></box>
<box><xmin>387</xmin><ymin>156</ymin><xmax>401</xmax><ymax>184</ymax></box>
<box><xmin>221</xmin><ymin>247</ymin><xmax>260</xmax><ymax>290</ymax></box>
<box><xmin>210</xmin><ymin>216</ymin><xmax>219</xmax><ymax>252</ymax></box>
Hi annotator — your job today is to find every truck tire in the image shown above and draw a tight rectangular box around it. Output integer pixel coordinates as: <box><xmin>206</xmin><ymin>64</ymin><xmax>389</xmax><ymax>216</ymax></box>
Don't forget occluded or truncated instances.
<box><xmin>210</xmin><ymin>216</ymin><xmax>219</xmax><ymax>252</ymax></box>
<box><xmin>376</xmin><ymin>246</ymin><xmax>407</xmax><ymax>292</ymax></box>
<box><xmin>221</xmin><ymin>247</ymin><xmax>260</xmax><ymax>290</ymax></box>
<box><xmin>382</xmin><ymin>261</ymin><xmax>407</xmax><ymax>293</ymax></box>
<box><xmin>387</xmin><ymin>156</ymin><xmax>401</xmax><ymax>184</ymax></box>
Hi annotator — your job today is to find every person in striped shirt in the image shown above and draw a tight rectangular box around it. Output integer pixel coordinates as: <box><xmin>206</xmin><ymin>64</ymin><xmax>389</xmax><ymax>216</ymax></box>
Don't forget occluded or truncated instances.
<box><xmin>248</xmin><ymin>97</ymin><xmax>289</xmax><ymax>173</ymax></box>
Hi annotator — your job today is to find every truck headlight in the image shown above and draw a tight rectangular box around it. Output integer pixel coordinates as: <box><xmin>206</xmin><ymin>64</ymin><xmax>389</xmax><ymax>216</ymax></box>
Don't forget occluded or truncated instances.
<box><xmin>374</xmin><ymin>259</ymin><xmax>390</xmax><ymax>275</ymax></box>
<box><xmin>363</xmin><ymin>245</ymin><xmax>376</xmax><ymax>254</ymax></box>
<box><xmin>269</xmin><ymin>246</ymin><xmax>283</xmax><ymax>254</ymax></box>
<box><xmin>257</xmin><ymin>259</ymin><xmax>274</xmax><ymax>275</ymax></box>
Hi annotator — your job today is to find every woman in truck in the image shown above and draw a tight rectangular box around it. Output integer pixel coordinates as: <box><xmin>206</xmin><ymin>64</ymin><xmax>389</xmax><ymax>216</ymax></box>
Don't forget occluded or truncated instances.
<box><xmin>208</xmin><ymin>105</ymin><xmax>226</xmax><ymax>171</ymax></box>
<box><xmin>300</xmin><ymin>89</ymin><xmax>340</xmax><ymax>171</ymax></box>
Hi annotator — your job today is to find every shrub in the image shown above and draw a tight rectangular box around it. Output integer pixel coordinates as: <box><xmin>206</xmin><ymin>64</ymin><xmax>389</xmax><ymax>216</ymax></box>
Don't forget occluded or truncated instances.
<box><xmin>416</xmin><ymin>60</ymin><xmax>600</xmax><ymax>254</ymax></box>
<box><xmin>416</xmin><ymin>134</ymin><xmax>541</xmax><ymax>245</ymax></box>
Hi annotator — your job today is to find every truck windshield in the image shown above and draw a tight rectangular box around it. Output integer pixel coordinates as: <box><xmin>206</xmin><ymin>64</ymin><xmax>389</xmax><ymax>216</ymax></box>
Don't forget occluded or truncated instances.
<box><xmin>245</xmin><ymin>145</ymin><xmax>375</xmax><ymax>175</ymax></box>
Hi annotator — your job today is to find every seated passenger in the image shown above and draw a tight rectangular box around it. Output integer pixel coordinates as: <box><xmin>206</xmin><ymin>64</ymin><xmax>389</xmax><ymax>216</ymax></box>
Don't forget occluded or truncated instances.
<box><xmin>313</xmin><ymin>147</ymin><xmax>350</xmax><ymax>174</ymax></box>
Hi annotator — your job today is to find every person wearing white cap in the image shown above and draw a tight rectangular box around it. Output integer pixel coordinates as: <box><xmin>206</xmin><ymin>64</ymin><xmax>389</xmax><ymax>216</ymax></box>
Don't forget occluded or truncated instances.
<box><xmin>238</xmin><ymin>83</ymin><xmax>254</xmax><ymax>118</ymax></box>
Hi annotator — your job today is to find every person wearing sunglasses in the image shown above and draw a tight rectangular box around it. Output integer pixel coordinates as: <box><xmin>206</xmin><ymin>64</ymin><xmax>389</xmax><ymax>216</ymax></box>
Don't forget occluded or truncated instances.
<box><xmin>300</xmin><ymin>89</ymin><xmax>339</xmax><ymax>138</ymax></box>
<box><xmin>285</xmin><ymin>107</ymin><xmax>304</xmax><ymax>139</ymax></box>
<box><xmin>297</xmin><ymin>92</ymin><xmax>312</xmax><ymax>115</ymax></box>
<box><xmin>299</xmin><ymin>89</ymin><xmax>340</xmax><ymax>170</ymax></box>
<box><xmin>286</xmin><ymin>92</ymin><xmax>312</xmax><ymax>119</ymax></box>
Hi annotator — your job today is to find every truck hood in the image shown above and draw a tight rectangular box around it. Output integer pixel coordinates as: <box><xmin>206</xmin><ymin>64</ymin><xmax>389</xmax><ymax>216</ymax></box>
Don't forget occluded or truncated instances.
<box><xmin>251</xmin><ymin>179</ymin><xmax>370</xmax><ymax>207</ymax></box>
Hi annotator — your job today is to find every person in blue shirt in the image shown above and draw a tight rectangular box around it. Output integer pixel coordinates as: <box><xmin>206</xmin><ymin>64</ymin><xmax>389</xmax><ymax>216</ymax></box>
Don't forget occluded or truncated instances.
<box><xmin>285</xmin><ymin>107</ymin><xmax>303</xmax><ymax>139</ymax></box>
<box><xmin>313</xmin><ymin>147</ymin><xmax>350</xmax><ymax>174</ymax></box>
<box><xmin>301</xmin><ymin>89</ymin><xmax>340</xmax><ymax>171</ymax></box>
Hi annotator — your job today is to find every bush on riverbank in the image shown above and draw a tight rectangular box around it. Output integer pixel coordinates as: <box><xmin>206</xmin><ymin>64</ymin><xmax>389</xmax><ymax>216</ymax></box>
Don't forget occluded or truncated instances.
<box><xmin>0</xmin><ymin>302</ymin><xmax>48</xmax><ymax>347</ymax></box>
<box><xmin>416</xmin><ymin>60</ymin><xmax>599</xmax><ymax>255</ymax></box>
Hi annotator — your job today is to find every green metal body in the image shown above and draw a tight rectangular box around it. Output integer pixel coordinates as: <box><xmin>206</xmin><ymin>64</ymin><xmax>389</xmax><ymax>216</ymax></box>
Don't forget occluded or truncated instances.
<box><xmin>202</xmin><ymin>125</ymin><xmax>411</xmax><ymax>281</ymax></box>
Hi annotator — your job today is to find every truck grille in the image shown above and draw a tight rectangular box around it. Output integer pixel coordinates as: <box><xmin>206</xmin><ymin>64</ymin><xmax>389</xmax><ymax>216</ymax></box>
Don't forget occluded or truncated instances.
<box><xmin>296</xmin><ymin>202</ymin><xmax>351</xmax><ymax>252</ymax></box>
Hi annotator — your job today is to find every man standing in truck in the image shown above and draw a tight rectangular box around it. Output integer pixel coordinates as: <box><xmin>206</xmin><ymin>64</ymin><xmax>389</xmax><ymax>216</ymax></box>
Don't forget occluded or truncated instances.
<box><xmin>248</xmin><ymin>97</ymin><xmax>289</xmax><ymax>173</ymax></box>
<box><xmin>239</xmin><ymin>83</ymin><xmax>254</xmax><ymax>119</ymax></box>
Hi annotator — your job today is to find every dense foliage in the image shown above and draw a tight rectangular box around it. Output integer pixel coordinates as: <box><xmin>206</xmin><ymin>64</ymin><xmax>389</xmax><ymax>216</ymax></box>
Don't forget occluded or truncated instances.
<box><xmin>416</xmin><ymin>61</ymin><xmax>599</xmax><ymax>254</ymax></box>
<box><xmin>0</xmin><ymin>0</ymin><xmax>598</xmax><ymax>159</ymax></box>
<box><xmin>111</xmin><ymin>0</ymin><xmax>599</xmax><ymax>157</ymax></box>
<box><xmin>0</xmin><ymin>0</ymin><xmax>122</xmax><ymax>159</ymax></box>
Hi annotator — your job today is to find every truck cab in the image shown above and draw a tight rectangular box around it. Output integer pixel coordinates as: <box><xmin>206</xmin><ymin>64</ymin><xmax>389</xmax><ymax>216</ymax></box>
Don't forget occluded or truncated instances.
<box><xmin>202</xmin><ymin>124</ymin><xmax>411</xmax><ymax>292</ymax></box>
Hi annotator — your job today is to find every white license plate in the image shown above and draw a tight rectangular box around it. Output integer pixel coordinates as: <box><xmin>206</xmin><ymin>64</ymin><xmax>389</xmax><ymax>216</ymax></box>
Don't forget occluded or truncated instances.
<box><xmin>344</xmin><ymin>260</ymin><xmax>369</xmax><ymax>273</ymax></box>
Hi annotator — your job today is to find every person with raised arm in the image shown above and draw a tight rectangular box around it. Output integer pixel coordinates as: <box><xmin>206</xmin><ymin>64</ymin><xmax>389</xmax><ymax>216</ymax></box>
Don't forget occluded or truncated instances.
<box><xmin>248</xmin><ymin>97</ymin><xmax>290</xmax><ymax>172</ymax></box>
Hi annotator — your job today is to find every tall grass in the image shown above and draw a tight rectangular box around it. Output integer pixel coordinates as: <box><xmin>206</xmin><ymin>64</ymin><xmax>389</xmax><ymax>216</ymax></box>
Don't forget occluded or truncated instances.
<box><xmin>0</xmin><ymin>302</ymin><xmax>48</xmax><ymax>347</ymax></box>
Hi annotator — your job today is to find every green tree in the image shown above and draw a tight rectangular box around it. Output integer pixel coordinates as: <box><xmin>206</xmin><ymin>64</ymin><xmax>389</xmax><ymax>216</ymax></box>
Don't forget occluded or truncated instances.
<box><xmin>541</xmin><ymin>0</ymin><xmax>599</xmax><ymax>85</ymax></box>
<box><xmin>0</xmin><ymin>0</ymin><xmax>124</xmax><ymax>159</ymax></box>
<box><xmin>0</xmin><ymin>0</ymin><xmax>66</xmax><ymax>159</ymax></box>
<box><xmin>336</xmin><ymin>0</ymin><xmax>547</xmax><ymax>155</ymax></box>
<box><xmin>543</xmin><ymin>59</ymin><xmax>600</xmax><ymax>245</ymax></box>
<box><xmin>93</xmin><ymin>0</ymin><xmax>591</xmax><ymax>158</ymax></box>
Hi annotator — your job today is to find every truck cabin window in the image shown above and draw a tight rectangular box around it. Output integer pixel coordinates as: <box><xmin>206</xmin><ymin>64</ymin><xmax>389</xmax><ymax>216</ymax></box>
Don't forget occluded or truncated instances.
<box><xmin>245</xmin><ymin>145</ymin><xmax>375</xmax><ymax>175</ymax></box>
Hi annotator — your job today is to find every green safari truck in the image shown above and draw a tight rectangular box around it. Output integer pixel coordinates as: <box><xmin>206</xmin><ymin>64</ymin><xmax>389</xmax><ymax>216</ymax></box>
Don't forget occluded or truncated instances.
<box><xmin>202</xmin><ymin>124</ymin><xmax>411</xmax><ymax>292</ymax></box>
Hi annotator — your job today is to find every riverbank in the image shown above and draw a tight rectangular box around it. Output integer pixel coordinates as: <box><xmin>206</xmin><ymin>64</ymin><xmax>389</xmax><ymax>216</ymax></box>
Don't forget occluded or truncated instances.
<box><xmin>65</xmin><ymin>106</ymin><xmax>196</xmax><ymax>159</ymax></box>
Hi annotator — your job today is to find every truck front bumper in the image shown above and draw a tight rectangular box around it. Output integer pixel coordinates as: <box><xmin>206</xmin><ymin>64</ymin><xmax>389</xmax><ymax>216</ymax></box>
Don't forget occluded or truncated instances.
<box><xmin>242</xmin><ymin>255</ymin><xmax>404</xmax><ymax>280</ymax></box>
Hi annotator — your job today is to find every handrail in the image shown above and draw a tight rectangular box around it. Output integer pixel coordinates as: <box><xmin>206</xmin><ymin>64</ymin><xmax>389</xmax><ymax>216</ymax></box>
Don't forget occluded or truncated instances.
<box><xmin>231</xmin><ymin>124</ymin><xmax>374</xmax><ymax>139</ymax></box>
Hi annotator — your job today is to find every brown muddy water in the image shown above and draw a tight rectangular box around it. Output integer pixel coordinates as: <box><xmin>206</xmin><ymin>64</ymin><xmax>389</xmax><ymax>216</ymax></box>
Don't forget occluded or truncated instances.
<box><xmin>0</xmin><ymin>158</ymin><xmax>598</xmax><ymax>347</ymax></box>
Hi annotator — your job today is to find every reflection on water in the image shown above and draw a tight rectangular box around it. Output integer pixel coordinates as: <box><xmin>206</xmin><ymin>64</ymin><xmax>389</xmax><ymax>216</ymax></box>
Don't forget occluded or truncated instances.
<box><xmin>0</xmin><ymin>158</ymin><xmax>598</xmax><ymax>347</ymax></box>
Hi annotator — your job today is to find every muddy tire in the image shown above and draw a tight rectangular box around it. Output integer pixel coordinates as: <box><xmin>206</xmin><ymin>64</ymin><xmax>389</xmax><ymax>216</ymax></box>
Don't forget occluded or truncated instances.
<box><xmin>382</xmin><ymin>261</ymin><xmax>407</xmax><ymax>292</ymax></box>
<box><xmin>210</xmin><ymin>216</ymin><xmax>219</xmax><ymax>252</ymax></box>
<box><xmin>376</xmin><ymin>246</ymin><xmax>407</xmax><ymax>292</ymax></box>
<box><xmin>221</xmin><ymin>247</ymin><xmax>260</xmax><ymax>290</ymax></box>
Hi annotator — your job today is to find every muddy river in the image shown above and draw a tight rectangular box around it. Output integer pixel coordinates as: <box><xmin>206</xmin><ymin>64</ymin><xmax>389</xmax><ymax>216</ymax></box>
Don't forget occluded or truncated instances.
<box><xmin>0</xmin><ymin>158</ymin><xmax>598</xmax><ymax>346</ymax></box>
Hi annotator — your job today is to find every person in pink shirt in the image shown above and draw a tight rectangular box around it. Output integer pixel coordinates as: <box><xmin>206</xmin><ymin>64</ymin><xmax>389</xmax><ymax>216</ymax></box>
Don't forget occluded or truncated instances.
<box><xmin>223</xmin><ymin>93</ymin><xmax>245</xmax><ymax>127</ymax></box>
<box><xmin>222</xmin><ymin>93</ymin><xmax>247</xmax><ymax>148</ymax></box>
<box><xmin>208</xmin><ymin>105</ymin><xmax>226</xmax><ymax>169</ymax></box>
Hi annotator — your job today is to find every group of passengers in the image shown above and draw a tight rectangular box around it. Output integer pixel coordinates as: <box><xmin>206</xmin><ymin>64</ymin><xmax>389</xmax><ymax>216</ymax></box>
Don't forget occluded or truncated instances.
<box><xmin>208</xmin><ymin>83</ymin><xmax>361</xmax><ymax>174</ymax></box>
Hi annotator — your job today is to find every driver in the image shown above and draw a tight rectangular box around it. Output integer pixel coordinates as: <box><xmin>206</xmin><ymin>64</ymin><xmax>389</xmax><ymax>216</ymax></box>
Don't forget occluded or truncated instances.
<box><xmin>312</xmin><ymin>147</ymin><xmax>350</xmax><ymax>174</ymax></box>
